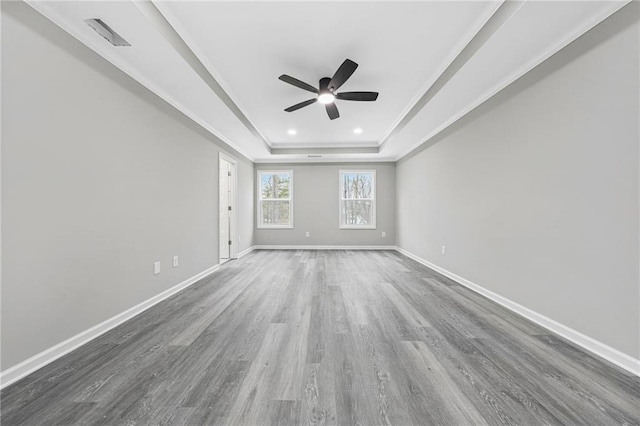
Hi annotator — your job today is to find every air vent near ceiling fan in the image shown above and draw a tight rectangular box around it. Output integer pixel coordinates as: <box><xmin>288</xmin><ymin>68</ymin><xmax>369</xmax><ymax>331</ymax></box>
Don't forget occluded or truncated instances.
<box><xmin>85</xmin><ymin>19</ymin><xmax>131</xmax><ymax>47</ymax></box>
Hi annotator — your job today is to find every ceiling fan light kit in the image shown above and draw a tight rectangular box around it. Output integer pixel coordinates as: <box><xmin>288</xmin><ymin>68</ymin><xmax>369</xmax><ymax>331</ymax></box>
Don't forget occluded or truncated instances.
<box><xmin>279</xmin><ymin>59</ymin><xmax>379</xmax><ymax>120</ymax></box>
<box><xmin>317</xmin><ymin>93</ymin><xmax>335</xmax><ymax>104</ymax></box>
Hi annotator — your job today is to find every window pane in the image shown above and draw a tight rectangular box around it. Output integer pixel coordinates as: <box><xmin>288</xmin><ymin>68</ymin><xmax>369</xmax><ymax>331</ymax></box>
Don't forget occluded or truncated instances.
<box><xmin>261</xmin><ymin>200</ymin><xmax>290</xmax><ymax>225</ymax></box>
<box><xmin>261</xmin><ymin>173</ymin><xmax>290</xmax><ymax>199</ymax></box>
<box><xmin>342</xmin><ymin>173</ymin><xmax>372</xmax><ymax>199</ymax></box>
<box><xmin>341</xmin><ymin>200</ymin><xmax>372</xmax><ymax>226</ymax></box>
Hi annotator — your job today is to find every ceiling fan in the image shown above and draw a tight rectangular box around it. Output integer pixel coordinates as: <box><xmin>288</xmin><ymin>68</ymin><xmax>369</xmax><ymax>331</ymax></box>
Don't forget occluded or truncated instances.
<box><xmin>278</xmin><ymin>59</ymin><xmax>379</xmax><ymax>120</ymax></box>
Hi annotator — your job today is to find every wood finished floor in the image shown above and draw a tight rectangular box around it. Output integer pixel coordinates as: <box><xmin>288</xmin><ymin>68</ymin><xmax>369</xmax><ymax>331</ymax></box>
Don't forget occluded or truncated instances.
<box><xmin>1</xmin><ymin>250</ymin><xmax>639</xmax><ymax>425</ymax></box>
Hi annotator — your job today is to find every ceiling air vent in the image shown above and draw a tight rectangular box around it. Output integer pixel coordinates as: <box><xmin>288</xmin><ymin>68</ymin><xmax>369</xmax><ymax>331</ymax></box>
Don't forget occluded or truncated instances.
<box><xmin>85</xmin><ymin>19</ymin><xmax>130</xmax><ymax>47</ymax></box>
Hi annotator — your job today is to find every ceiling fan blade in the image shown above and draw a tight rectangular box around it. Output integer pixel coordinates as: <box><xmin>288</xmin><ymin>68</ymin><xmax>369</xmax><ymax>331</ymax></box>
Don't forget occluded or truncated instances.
<box><xmin>328</xmin><ymin>59</ymin><xmax>358</xmax><ymax>91</ymax></box>
<box><xmin>325</xmin><ymin>103</ymin><xmax>339</xmax><ymax>120</ymax></box>
<box><xmin>336</xmin><ymin>91</ymin><xmax>379</xmax><ymax>101</ymax></box>
<box><xmin>284</xmin><ymin>98</ymin><xmax>317</xmax><ymax>112</ymax></box>
<box><xmin>279</xmin><ymin>75</ymin><xmax>318</xmax><ymax>94</ymax></box>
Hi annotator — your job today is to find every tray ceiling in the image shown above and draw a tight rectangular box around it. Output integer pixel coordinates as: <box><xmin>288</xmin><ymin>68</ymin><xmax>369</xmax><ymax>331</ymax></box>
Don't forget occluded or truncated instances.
<box><xmin>26</xmin><ymin>1</ymin><xmax>629</xmax><ymax>162</ymax></box>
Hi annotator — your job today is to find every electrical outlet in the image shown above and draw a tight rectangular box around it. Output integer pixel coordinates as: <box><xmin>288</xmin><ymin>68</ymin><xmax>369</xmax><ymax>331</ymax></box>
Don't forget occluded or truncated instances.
<box><xmin>441</xmin><ymin>245</ymin><xmax>446</xmax><ymax>255</ymax></box>
<box><xmin>173</xmin><ymin>256</ymin><xmax>179</xmax><ymax>268</ymax></box>
<box><xmin>381</xmin><ymin>231</ymin><xmax>386</xmax><ymax>238</ymax></box>
<box><xmin>154</xmin><ymin>261</ymin><xmax>161</xmax><ymax>275</ymax></box>
<box><xmin>305</xmin><ymin>232</ymin><xmax>310</xmax><ymax>237</ymax></box>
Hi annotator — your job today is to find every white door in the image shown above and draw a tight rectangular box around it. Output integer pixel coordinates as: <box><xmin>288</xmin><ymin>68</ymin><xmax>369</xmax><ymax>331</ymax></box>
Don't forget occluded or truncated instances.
<box><xmin>219</xmin><ymin>154</ymin><xmax>237</xmax><ymax>263</ymax></box>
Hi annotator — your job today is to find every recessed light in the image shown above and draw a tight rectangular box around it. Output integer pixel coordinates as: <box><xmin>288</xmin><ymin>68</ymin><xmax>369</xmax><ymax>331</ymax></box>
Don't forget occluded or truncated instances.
<box><xmin>287</xmin><ymin>129</ymin><xmax>297</xmax><ymax>135</ymax></box>
<box><xmin>353</xmin><ymin>128</ymin><xmax>363</xmax><ymax>134</ymax></box>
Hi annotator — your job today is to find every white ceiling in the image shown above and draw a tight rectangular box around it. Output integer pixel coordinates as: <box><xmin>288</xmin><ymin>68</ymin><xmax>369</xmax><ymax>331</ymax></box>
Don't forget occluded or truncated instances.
<box><xmin>26</xmin><ymin>1</ymin><xmax>629</xmax><ymax>163</ymax></box>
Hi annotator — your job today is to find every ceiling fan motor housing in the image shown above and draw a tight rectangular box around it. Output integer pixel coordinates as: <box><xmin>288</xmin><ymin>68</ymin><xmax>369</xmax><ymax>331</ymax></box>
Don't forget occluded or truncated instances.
<box><xmin>317</xmin><ymin>77</ymin><xmax>335</xmax><ymax>104</ymax></box>
<box><xmin>320</xmin><ymin>77</ymin><xmax>332</xmax><ymax>92</ymax></box>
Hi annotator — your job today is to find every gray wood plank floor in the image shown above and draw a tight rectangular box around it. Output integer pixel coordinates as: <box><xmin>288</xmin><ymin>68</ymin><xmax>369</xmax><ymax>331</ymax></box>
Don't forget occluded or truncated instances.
<box><xmin>2</xmin><ymin>250</ymin><xmax>639</xmax><ymax>425</ymax></box>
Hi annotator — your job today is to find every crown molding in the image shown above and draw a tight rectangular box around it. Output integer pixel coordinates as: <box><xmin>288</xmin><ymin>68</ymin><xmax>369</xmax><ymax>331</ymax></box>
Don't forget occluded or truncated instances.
<box><xmin>392</xmin><ymin>0</ymin><xmax>630</xmax><ymax>162</ymax></box>
<box><xmin>380</xmin><ymin>0</ymin><xmax>506</xmax><ymax>151</ymax></box>
<box><xmin>135</xmin><ymin>1</ymin><xmax>271</xmax><ymax>155</ymax></box>
<box><xmin>24</xmin><ymin>0</ymin><xmax>257</xmax><ymax>163</ymax></box>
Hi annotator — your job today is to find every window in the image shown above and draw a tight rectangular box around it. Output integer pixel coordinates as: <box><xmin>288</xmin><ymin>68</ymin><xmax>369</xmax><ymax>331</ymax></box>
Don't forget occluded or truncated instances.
<box><xmin>339</xmin><ymin>170</ymin><xmax>376</xmax><ymax>229</ymax></box>
<box><xmin>258</xmin><ymin>170</ymin><xmax>293</xmax><ymax>228</ymax></box>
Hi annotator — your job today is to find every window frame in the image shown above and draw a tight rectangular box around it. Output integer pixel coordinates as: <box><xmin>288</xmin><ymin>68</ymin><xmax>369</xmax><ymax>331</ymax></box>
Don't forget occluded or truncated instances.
<box><xmin>257</xmin><ymin>169</ymin><xmax>294</xmax><ymax>229</ymax></box>
<box><xmin>339</xmin><ymin>169</ymin><xmax>376</xmax><ymax>229</ymax></box>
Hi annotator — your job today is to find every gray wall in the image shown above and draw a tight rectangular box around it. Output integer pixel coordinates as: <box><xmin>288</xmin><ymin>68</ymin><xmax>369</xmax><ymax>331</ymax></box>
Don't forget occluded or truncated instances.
<box><xmin>236</xmin><ymin>159</ymin><xmax>255</xmax><ymax>252</ymax></box>
<box><xmin>396</xmin><ymin>4</ymin><xmax>639</xmax><ymax>359</ymax></box>
<box><xmin>1</xmin><ymin>2</ymin><xmax>253</xmax><ymax>370</ymax></box>
<box><xmin>254</xmin><ymin>163</ymin><xmax>395</xmax><ymax>246</ymax></box>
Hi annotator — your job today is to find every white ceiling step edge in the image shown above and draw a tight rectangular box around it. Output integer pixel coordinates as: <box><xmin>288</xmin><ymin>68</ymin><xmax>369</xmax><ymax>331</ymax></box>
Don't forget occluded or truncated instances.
<box><xmin>24</xmin><ymin>0</ymin><xmax>258</xmax><ymax>162</ymax></box>
<box><xmin>378</xmin><ymin>0</ymin><xmax>507</xmax><ymax>149</ymax></box>
<box><xmin>380</xmin><ymin>0</ymin><xmax>523</xmax><ymax>153</ymax></box>
<box><xmin>150</xmin><ymin>0</ymin><xmax>266</xmax><ymax>151</ymax></box>
<box><xmin>391</xmin><ymin>0</ymin><xmax>631</xmax><ymax>161</ymax></box>
<box><xmin>23</xmin><ymin>0</ymin><xmax>632</xmax><ymax>164</ymax></box>
<box><xmin>134</xmin><ymin>0</ymin><xmax>271</xmax><ymax>154</ymax></box>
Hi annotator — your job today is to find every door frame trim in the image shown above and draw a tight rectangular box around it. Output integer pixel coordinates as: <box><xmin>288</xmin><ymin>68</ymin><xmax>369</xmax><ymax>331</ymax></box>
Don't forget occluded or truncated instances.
<box><xmin>219</xmin><ymin>152</ymin><xmax>238</xmax><ymax>264</ymax></box>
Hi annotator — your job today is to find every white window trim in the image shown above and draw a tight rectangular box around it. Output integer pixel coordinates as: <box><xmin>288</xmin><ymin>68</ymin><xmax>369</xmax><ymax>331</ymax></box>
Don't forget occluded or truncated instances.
<box><xmin>257</xmin><ymin>169</ymin><xmax>294</xmax><ymax>229</ymax></box>
<box><xmin>339</xmin><ymin>169</ymin><xmax>376</xmax><ymax>229</ymax></box>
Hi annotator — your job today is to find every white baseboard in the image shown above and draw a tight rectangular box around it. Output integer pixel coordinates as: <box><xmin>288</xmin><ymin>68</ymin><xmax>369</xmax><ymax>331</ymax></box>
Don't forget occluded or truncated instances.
<box><xmin>236</xmin><ymin>245</ymin><xmax>255</xmax><ymax>258</ymax></box>
<box><xmin>394</xmin><ymin>247</ymin><xmax>640</xmax><ymax>377</ymax></box>
<box><xmin>254</xmin><ymin>245</ymin><xmax>397</xmax><ymax>250</ymax></box>
<box><xmin>5</xmin><ymin>248</ymin><xmax>637</xmax><ymax>389</ymax></box>
<box><xmin>0</xmin><ymin>264</ymin><xmax>220</xmax><ymax>389</ymax></box>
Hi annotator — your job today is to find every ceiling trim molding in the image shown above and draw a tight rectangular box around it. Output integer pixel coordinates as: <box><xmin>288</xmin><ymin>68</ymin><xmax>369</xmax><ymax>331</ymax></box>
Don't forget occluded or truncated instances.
<box><xmin>270</xmin><ymin>141</ymin><xmax>379</xmax><ymax>149</ymax></box>
<box><xmin>134</xmin><ymin>0</ymin><xmax>272</xmax><ymax>154</ymax></box>
<box><xmin>379</xmin><ymin>0</ymin><xmax>524</xmax><ymax>154</ymax></box>
<box><xmin>378</xmin><ymin>0</ymin><xmax>505</xmax><ymax>148</ymax></box>
<box><xmin>392</xmin><ymin>0</ymin><xmax>631</xmax><ymax>162</ymax></box>
<box><xmin>149</xmin><ymin>1</ymin><xmax>271</xmax><ymax>149</ymax></box>
<box><xmin>24</xmin><ymin>1</ymin><xmax>629</xmax><ymax>165</ymax></box>
<box><xmin>255</xmin><ymin>158</ymin><xmax>396</xmax><ymax>165</ymax></box>
<box><xmin>24</xmin><ymin>0</ymin><xmax>256</xmax><ymax>162</ymax></box>
<box><xmin>271</xmin><ymin>147</ymin><xmax>379</xmax><ymax>155</ymax></box>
